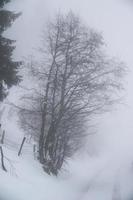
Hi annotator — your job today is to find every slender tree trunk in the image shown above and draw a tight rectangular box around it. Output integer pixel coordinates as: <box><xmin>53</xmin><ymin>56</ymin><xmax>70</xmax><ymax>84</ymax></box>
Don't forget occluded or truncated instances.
<box><xmin>39</xmin><ymin>133</ymin><xmax>45</xmax><ymax>163</ymax></box>
<box><xmin>38</xmin><ymin>57</ymin><xmax>56</xmax><ymax>164</ymax></box>
<box><xmin>39</xmin><ymin>108</ymin><xmax>47</xmax><ymax>163</ymax></box>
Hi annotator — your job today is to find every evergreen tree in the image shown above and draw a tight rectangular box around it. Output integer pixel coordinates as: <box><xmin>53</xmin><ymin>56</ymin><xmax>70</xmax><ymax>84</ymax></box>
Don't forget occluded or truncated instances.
<box><xmin>0</xmin><ymin>0</ymin><xmax>10</xmax><ymax>8</ymax></box>
<box><xmin>0</xmin><ymin>0</ymin><xmax>21</xmax><ymax>101</ymax></box>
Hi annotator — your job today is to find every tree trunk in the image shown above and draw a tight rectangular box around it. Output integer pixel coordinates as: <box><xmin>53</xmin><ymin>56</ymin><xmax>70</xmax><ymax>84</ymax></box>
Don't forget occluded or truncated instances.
<box><xmin>39</xmin><ymin>133</ymin><xmax>45</xmax><ymax>163</ymax></box>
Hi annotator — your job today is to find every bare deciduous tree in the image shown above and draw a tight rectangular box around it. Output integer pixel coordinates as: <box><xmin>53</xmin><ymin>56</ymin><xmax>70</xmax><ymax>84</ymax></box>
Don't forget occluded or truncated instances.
<box><xmin>18</xmin><ymin>12</ymin><xmax>125</xmax><ymax>175</ymax></box>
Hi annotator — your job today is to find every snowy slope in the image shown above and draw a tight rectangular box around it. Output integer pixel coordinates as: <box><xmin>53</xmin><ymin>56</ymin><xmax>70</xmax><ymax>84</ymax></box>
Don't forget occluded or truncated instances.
<box><xmin>0</xmin><ymin>132</ymin><xmax>133</xmax><ymax>200</ymax></box>
<box><xmin>0</xmin><ymin>130</ymin><xmax>79</xmax><ymax>200</ymax></box>
<box><xmin>0</xmin><ymin>105</ymin><xmax>133</xmax><ymax>200</ymax></box>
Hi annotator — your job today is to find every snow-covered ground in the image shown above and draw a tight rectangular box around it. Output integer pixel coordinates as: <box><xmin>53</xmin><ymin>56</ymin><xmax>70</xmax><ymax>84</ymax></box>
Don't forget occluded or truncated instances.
<box><xmin>0</xmin><ymin>118</ymin><xmax>79</xmax><ymax>200</ymax></box>
<box><xmin>0</xmin><ymin>115</ymin><xmax>133</xmax><ymax>200</ymax></box>
<box><xmin>0</xmin><ymin>147</ymin><xmax>79</xmax><ymax>200</ymax></box>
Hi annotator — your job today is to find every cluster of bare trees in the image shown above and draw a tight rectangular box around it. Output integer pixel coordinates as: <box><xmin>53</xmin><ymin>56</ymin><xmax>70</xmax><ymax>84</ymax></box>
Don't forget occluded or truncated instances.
<box><xmin>18</xmin><ymin>12</ymin><xmax>125</xmax><ymax>175</ymax></box>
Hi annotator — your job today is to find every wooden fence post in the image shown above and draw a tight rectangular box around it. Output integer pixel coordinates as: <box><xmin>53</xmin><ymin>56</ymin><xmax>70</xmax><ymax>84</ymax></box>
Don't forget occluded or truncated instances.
<box><xmin>1</xmin><ymin>130</ymin><xmax>5</xmax><ymax>144</ymax></box>
<box><xmin>0</xmin><ymin>146</ymin><xmax>7</xmax><ymax>172</ymax></box>
<box><xmin>18</xmin><ymin>137</ymin><xmax>26</xmax><ymax>156</ymax></box>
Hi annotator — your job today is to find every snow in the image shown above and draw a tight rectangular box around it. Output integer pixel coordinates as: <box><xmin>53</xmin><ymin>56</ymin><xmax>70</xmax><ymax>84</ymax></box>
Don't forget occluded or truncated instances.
<box><xmin>1</xmin><ymin>0</ymin><xmax>133</xmax><ymax>199</ymax></box>
<box><xmin>0</xmin><ymin>112</ymin><xmax>81</xmax><ymax>200</ymax></box>
<box><xmin>0</xmin><ymin>140</ymin><xmax>78</xmax><ymax>200</ymax></box>
<box><xmin>0</xmin><ymin>104</ymin><xmax>133</xmax><ymax>200</ymax></box>
<box><xmin>0</xmin><ymin>120</ymin><xmax>133</xmax><ymax>200</ymax></box>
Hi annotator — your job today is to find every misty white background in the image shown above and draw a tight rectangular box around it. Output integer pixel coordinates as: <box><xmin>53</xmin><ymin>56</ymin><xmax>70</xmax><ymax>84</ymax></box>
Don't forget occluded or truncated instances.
<box><xmin>4</xmin><ymin>0</ymin><xmax>133</xmax><ymax>166</ymax></box>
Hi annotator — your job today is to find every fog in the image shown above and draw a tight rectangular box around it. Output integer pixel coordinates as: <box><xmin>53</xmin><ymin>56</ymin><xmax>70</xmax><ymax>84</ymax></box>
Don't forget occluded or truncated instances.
<box><xmin>3</xmin><ymin>0</ymin><xmax>133</xmax><ymax>198</ymax></box>
<box><xmin>6</xmin><ymin>0</ymin><xmax>133</xmax><ymax>154</ymax></box>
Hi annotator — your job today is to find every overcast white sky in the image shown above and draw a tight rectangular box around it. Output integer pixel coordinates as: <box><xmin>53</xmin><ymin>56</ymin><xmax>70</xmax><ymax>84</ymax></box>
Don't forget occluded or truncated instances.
<box><xmin>5</xmin><ymin>0</ymin><xmax>133</xmax><ymax>163</ymax></box>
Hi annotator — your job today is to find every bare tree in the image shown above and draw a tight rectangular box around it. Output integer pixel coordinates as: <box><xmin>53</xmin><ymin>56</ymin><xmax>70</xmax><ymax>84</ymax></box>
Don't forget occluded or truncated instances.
<box><xmin>18</xmin><ymin>12</ymin><xmax>125</xmax><ymax>175</ymax></box>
